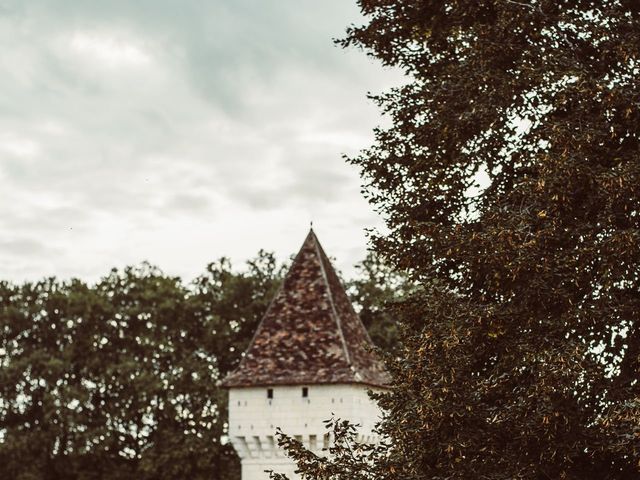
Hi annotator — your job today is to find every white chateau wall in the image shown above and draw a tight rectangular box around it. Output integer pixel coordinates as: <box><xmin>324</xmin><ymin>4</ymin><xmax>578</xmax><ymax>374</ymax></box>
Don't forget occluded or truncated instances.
<box><xmin>228</xmin><ymin>384</ymin><xmax>383</xmax><ymax>480</ymax></box>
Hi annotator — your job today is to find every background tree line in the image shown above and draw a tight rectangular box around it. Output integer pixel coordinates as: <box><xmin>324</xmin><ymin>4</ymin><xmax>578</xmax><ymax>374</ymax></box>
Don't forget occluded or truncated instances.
<box><xmin>0</xmin><ymin>251</ymin><xmax>406</xmax><ymax>480</ymax></box>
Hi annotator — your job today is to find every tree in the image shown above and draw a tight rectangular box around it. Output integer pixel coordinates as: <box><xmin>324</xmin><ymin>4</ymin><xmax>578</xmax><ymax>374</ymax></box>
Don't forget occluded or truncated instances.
<box><xmin>187</xmin><ymin>251</ymin><xmax>285</xmax><ymax>479</ymax></box>
<box><xmin>0</xmin><ymin>252</ymin><xmax>284</xmax><ymax>480</ymax></box>
<box><xmin>347</xmin><ymin>253</ymin><xmax>412</xmax><ymax>356</ymax></box>
<box><xmin>273</xmin><ymin>1</ymin><xmax>640</xmax><ymax>479</ymax></box>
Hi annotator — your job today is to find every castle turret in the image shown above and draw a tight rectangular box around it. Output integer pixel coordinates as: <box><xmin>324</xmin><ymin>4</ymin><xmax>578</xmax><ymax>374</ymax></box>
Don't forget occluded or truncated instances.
<box><xmin>221</xmin><ymin>229</ymin><xmax>390</xmax><ymax>480</ymax></box>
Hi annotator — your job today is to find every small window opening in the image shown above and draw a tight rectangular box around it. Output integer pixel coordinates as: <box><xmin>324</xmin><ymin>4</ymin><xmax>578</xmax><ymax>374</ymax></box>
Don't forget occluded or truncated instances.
<box><xmin>267</xmin><ymin>388</ymin><xmax>273</xmax><ymax>399</ymax></box>
<box><xmin>302</xmin><ymin>387</ymin><xmax>308</xmax><ymax>398</ymax></box>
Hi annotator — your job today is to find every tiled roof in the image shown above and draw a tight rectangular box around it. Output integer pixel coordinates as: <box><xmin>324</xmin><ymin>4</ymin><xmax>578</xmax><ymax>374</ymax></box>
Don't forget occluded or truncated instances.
<box><xmin>220</xmin><ymin>229</ymin><xmax>390</xmax><ymax>388</ymax></box>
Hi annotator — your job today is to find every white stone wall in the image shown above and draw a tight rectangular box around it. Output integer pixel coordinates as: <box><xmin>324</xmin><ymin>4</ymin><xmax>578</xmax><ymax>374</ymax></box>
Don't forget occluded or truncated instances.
<box><xmin>228</xmin><ymin>384</ymin><xmax>383</xmax><ymax>480</ymax></box>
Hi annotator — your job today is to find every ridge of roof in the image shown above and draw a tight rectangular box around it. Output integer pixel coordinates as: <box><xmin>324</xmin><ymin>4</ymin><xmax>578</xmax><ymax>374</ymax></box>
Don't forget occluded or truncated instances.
<box><xmin>311</xmin><ymin>231</ymin><xmax>352</xmax><ymax>366</ymax></box>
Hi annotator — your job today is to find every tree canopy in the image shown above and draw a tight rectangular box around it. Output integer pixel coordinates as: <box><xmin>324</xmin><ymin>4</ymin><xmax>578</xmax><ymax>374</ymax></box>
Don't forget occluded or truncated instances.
<box><xmin>274</xmin><ymin>1</ymin><xmax>640</xmax><ymax>479</ymax></box>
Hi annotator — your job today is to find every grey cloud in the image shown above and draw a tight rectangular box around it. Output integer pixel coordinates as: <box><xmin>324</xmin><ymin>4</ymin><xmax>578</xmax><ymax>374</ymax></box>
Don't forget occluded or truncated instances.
<box><xmin>164</xmin><ymin>193</ymin><xmax>211</xmax><ymax>214</ymax></box>
<box><xmin>219</xmin><ymin>169</ymin><xmax>353</xmax><ymax>213</ymax></box>
<box><xmin>240</xmin><ymin>188</ymin><xmax>288</xmax><ymax>211</ymax></box>
<box><xmin>0</xmin><ymin>237</ymin><xmax>57</xmax><ymax>256</ymax></box>
<box><xmin>13</xmin><ymin>0</ymin><xmax>372</xmax><ymax>115</ymax></box>
<box><xmin>0</xmin><ymin>0</ymin><xmax>399</xmax><ymax>281</ymax></box>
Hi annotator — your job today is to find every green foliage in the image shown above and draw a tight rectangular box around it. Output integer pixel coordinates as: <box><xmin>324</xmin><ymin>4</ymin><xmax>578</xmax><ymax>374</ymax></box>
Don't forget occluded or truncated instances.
<box><xmin>347</xmin><ymin>253</ymin><xmax>412</xmax><ymax>356</ymax></box>
<box><xmin>0</xmin><ymin>252</ymin><xmax>284</xmax><ymax>480</ymax></box>
<box><xmin>273</xmin><ymin>1</ymin><xmax>640</xmax><ymax>479</ymax></box>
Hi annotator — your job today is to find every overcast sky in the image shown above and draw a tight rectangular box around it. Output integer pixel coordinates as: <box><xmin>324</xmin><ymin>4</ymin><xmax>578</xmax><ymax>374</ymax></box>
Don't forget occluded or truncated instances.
<box><xmin>0</xmin><ymin>0</ymin><xmax>401</xmax><ymax>283</ymax></box>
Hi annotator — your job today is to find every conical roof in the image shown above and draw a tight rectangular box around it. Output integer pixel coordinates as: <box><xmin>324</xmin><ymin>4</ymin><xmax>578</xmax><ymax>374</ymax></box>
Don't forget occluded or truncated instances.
<box><xmin>220</xmin><ymin>229</ymin><xmax>390</xmax><ymax>388</ymax></box>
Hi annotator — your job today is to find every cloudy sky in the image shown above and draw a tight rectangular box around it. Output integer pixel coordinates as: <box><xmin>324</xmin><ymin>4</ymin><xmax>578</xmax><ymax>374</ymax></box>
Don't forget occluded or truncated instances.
<box><xmin>0</xmin><ymin>0</ymin><xmax>400</xmax><ymax>282</ymax></box>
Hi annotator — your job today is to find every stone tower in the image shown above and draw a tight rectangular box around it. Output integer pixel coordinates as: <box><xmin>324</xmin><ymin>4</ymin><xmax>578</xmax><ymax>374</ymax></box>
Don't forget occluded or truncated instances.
<box><xmin>220</xmin><ymin>229</ymin><xmax>390</xmax><ymax>480</ymax></box>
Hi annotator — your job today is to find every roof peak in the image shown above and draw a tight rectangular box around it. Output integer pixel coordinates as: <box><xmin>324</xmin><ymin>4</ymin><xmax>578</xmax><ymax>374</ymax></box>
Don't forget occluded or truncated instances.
<box><xmin>220</xmin><ymin>229</ymin><xmax>390</xmax><ymax>388</ymax></box>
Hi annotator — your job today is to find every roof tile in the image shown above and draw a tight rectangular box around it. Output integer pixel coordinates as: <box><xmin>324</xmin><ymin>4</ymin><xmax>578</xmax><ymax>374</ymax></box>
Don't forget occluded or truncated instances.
<box><xmin>220</xmin><ymin>229</ymin><xmax>390</xmax><ymax>388</ymax></box>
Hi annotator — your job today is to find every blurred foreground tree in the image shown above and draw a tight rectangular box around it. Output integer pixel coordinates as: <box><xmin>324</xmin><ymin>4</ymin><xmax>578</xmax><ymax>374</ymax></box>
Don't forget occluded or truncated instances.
<box><xmin>273</xmin><ymin>1</ymin><xmax>640</xmax><ymax>479</ymax></box>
